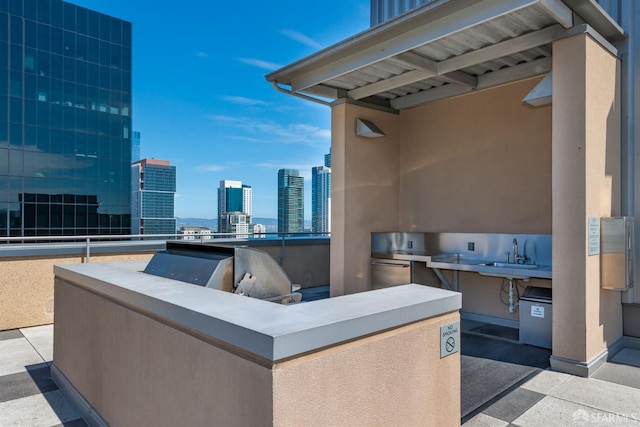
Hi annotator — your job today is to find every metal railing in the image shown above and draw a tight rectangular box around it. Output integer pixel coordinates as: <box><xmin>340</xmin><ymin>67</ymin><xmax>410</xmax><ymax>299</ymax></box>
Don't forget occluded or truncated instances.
<box><xmin>0</xmin><ymin>232</ymin><xmax>330</xmax><ymax>262</ymax></box>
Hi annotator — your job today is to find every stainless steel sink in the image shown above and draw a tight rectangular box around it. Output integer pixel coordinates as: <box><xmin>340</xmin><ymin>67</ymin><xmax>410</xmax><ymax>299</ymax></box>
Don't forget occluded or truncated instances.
<box><xmin>480</xmin><ymin>262</ymin><xmax>538</xmax><ymax>269</ymax></box>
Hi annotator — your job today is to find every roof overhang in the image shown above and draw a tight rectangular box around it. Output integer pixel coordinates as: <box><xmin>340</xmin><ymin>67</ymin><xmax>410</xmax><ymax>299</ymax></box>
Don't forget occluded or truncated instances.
<box><xmin>266</xmin><ymin>0</ymin><xmax>624</xmax><ymax>111</ymax></box>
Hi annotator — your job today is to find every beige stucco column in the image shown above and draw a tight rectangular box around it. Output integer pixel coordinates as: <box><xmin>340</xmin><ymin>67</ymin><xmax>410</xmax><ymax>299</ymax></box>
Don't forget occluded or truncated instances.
<box><xmin>330</xmin><ymin>101</ymin><xmax>400</xmax><ymax>296</ymax></box>
<box><xmin>551</xmin><ymin>31</ymin><xmax>622</xmax><ymax>376</ymax></box>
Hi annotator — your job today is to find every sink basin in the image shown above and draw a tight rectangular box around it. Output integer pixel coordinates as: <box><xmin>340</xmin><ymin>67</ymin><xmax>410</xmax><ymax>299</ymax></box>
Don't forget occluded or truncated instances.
<box><xmin>480</xmin><ymin>262</ymin><xmax>538</xmax><ymax>269</ymax></box>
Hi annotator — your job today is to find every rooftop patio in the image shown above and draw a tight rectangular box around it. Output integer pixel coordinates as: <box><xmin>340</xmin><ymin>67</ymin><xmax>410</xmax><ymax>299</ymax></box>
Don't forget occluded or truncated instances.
<box><xmin>2</xmin><ymin>321</ymin><xmax>639</xmax><ymax>426</ymax></box>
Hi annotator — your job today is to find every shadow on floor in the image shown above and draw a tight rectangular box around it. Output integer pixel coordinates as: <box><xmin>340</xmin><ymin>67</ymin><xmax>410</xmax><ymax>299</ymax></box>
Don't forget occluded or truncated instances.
<box><xmin>461</xmin><ymin>328</ymin><xmax>551</xmax><ymax>423</ymax></box>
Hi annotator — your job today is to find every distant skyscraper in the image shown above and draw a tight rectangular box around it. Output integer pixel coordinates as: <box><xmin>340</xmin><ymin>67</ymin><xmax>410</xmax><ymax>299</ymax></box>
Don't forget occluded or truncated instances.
<box><xmin>131</xmin><ymin>159</ymin><xmax>176</xmax><ymax>237</ymax></box>
<box><xmin>324</xmin><ymin>148</ymin><xmax>331</xmax><ymax>168</ymax></box>
<box><xmin>0</xmin><ymin>1</ymin><xmax>133</xmax><ymax>237</ymax></box>
<box><xmin>312</xmin><ymin>164</ymin><xmax>331</xmax><ymax>234</ymax></box>
<box><xmin>278</xmin><ymin>169</ymin><xmax>304</xmax><ymax>234</ymax></box>
<box><xmin>217</xmin><ymin>180</ymin><xmax>252</xmax><ymax>235</ymax></box>
<box><xmin>132</xmin><ymin>131</ymin><xmax>141</xmax><ymax>162</ymax></box>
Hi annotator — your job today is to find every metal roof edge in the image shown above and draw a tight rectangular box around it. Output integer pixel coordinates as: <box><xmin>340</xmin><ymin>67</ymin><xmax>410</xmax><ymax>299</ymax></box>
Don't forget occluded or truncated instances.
<box><xmin>561</xmin><ymin>0</ymin><xmax>625</xmax><ymax>40</ymax></box>
<box><xmin>556</xmin><ymin>23</ymin><xmax>619</xmax><ymax>57</ymax></box>
<box><xmin>265</xmin><ymin>0</ymin><xmax>488</xmax><ymax>84</ymax></box>
<box><xmin>331</xmin><ymin>98</ymin><xmax>400</xmax><ymax>115</ymax></box>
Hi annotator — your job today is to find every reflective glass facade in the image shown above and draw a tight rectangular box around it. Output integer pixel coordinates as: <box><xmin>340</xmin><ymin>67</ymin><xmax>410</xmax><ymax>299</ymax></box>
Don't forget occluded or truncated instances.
<box><xmin>131</xmin><ymin>160</ymin><xmax>176</xmax><ymax>236</ymax></box>
<box><xmin>277</xmin><ymin>169</ymin><xmax>303</xmax><ymax>234</ymax></box>
<box><xmin>0</xmin><ymin>0</ymin><xmax>132</xmax><ymax>237</ymax></box>
<box><xmin>311</xmin><ymin>165</ymin><xmax>330</xmax><ymax>234</ymax></box>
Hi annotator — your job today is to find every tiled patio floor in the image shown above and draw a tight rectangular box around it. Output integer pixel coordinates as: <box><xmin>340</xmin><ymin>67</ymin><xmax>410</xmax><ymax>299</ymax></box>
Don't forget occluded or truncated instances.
<box><xmin>2</xmin><ymin>324</ymin><xmax>640</xmax><ymax>426</ymax></box>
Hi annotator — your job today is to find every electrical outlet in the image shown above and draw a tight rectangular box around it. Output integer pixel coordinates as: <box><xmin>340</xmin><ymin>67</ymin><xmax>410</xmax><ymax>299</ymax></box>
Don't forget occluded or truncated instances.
<box><xmin>468</xmin><ymin>242</ymin><xmax>475</xmax><ymax>251</ymax></box>
<box><xmin>407</xmin><ymin>241</ymin><xmax>413</xmax><ymax>249</ymax></box>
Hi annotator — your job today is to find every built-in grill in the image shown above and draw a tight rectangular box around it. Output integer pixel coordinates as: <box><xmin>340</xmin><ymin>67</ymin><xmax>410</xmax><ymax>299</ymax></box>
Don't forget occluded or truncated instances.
<box><xmin>143</xmin><ymin>241</ymin><xmax>301</xmax><ymax>304</ymax></box>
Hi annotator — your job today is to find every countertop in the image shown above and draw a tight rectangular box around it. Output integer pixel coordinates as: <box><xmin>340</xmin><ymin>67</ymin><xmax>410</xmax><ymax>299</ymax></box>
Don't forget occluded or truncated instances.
<box><xmin>372</xmin><ymin>252</ymin><xmax>552</xmax><ymax>280</ymax></box>
<box><xmin>54</xmin><ymin>261</ymin><xmax>462</xmax><ymax>361</ymax></box>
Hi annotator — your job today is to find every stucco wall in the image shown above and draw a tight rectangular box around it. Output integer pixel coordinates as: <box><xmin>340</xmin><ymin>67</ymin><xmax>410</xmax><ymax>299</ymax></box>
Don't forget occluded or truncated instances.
<box><xmin>330</xmin><ymin>102</ymin><xmax>400</xmax><ymax>296</ymax></box>
<box><xmin>397</xmin><ymin>78</ymin><xmax>552</xmax><ymax>233</ymax></box>
<box><xmin>54</xmin><ymin>277</ymin><xmax>461</xmax><ymax>426</ymax></box>
<box><xmin>0</xmin><ymin>241</ymin><xmax>329</xmax><ymax>331</ymax></box>
<box><xmin>552</xmin><ymin>33</ymin><xmax>622</xmax><ymax>365</ymax></box>
<box><xmin>331</xmin><ymin>81</ymin><xmax>552</xmax><ymax>313</ymax></box>
<box><xmin>0</xmin><ymin>252</ymin><xmax>154</xmax><ymax>331</ymax></box>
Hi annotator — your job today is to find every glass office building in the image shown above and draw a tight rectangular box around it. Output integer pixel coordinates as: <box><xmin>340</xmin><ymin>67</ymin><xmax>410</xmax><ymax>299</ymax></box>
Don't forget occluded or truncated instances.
<box><xmin>0</xmin><ymin>0</ymin><xmax>132</xmax><ymax>237</ymax></box>
<box><xmin>131</xmin><ymin>159</ymin><xmax>176</xmax><ymax>237</ymax></box>
<box><xmin>311</xmin><ymin>165</ymin><xmax>330</xmax><ymax>234</ymax></box>
<box><xmin>277</xmin><ymin>169</ymin><xmax>303</xmax><ymax>234</ymax></box>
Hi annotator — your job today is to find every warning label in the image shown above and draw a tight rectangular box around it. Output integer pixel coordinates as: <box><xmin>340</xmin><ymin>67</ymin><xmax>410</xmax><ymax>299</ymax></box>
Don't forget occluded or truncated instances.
<box><xmin>440</xmin><ymin>322</ymin><xmax>460</xmax><ymax>358</ymax></box>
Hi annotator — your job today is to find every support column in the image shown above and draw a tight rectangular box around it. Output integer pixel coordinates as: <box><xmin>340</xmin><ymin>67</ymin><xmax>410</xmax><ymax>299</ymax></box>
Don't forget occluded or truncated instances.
<box><xmin>550</xmin><ymin>32</ymin><xmax>622</xmax><ymax>376</ymax></box>
<box><xmin>330</xmin><ymin>101</ymin><xmax>400</xmax><ymax>296</ymax></box>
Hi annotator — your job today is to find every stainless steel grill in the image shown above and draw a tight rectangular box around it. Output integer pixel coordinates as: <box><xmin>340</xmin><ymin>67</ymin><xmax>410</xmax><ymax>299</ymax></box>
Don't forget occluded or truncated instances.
<box><xmin>143</xmin><ymin>241</ymin><xmax>301</xmax><ymax>304</ymax></box>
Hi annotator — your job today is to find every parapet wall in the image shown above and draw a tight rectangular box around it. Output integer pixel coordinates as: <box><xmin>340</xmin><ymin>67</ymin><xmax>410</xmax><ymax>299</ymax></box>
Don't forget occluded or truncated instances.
<box><xmin>0</xmin><ymin>238</ymin><xmax>329</xmax><ymax>331</ymax></box>
<box><xmin>53</xmin><ymin>261</ymin><xmax>461</xmax><ymax>426</ymax></box>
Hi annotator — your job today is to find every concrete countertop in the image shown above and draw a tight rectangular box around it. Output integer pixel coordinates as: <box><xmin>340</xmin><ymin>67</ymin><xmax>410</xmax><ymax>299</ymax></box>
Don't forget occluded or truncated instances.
<box><xmin>54</xmin><ymin>261</ymin><xmax>461</xmax><ymax>362</ymax></box>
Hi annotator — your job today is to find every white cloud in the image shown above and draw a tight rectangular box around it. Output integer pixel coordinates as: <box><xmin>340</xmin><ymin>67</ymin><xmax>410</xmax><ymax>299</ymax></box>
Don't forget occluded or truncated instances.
<box><xmin>206</xmin><ymin>115</ymin><xmax>330</xmax><ymax>146</ymax></box>
<box><xmin>195</xmin><ymin>164</ymin><xmax>230</xmax><ymax>173</ymax></box>
<box><xmin>256</xmin><ymin>162</ymin><xmax>316</xmax><ymax>181</ymax></box>
<box><xmin>220</xmin><ymin>96</ymin><xmax>271</xmax><ymax>107</ymax></box>
<box><xmin>238</xmin><ymin>57</ymin><xmax>282</xmax><ymax>70</ymax></box>
<box><xmin>279</xmin><ymin>29</ymin><xmax>323</xmax><ymax>49</ymax></box>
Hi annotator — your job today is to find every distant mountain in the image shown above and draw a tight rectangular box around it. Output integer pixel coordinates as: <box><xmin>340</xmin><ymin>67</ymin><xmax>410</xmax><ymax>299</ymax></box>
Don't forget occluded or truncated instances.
<box><xmin>176</xmin><ymin>217</ymin><xmax>218</xmax><ymax>230</ymax></box>
<box><xmin>176</xmin><ymin>217</ymin><xmax>311</xmax><ymax>232</ymax></box>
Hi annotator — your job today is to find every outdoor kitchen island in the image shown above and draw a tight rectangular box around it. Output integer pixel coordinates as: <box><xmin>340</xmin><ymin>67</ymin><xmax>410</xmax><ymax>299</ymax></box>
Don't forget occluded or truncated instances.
<box><xmin>52</xmin><ymin>260</ymin><xmax>462</xmax><ymax>427</ymax></box>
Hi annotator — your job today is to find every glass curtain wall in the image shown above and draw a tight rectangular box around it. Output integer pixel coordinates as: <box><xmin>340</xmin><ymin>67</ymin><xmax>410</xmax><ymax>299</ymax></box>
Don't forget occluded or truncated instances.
<box><xmin>0</xmin><ymin>0</ymin><xmax>132</xmax><ymax>238</ymax></box>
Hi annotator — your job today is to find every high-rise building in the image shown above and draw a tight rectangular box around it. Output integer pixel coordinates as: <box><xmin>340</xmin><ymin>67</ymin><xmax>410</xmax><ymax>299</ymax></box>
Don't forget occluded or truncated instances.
<box><xmin>277</xmin><ymin>169</ymin><xmax>304</xmax><ymax>234</ymax></box>
<box><xmin>0</xmin><ymin>1</ymin><xmax>133</xmax><ymax>237</ymax></box>
<box><xmin>324</xmin><ymin>148</ymin><xmax>331</xmax><ymax>168</ymax></box>
<box><xmin>312</xmin><ymin>164</ymin><xmax>330</xmax><ymax>234</ymax></box>
<box><xmin>131</xmin><ymin>159</ymin><xmax>176</xmax><ymax>237</ymax></box>
<box><xmin>217</xmin><ymin>180</ymin><xmax>252</xmax><ymax>235</ymax></box>
<box><xmin>131</xmin><ymin>131</ymin><xmax>140</xmax><ymax>162</ymax></box>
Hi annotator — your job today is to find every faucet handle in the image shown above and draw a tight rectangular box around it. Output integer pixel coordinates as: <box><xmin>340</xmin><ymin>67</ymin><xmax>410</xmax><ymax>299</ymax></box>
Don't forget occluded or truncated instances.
<box><xmin>505</xmin><ymin>251</ymin><xmax>510</xmax><ymax>263</ymax></box>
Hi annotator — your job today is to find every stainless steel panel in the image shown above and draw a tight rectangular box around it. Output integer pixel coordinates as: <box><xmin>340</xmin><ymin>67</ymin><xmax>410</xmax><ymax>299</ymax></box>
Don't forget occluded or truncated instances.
<box><xmin>370</xmin><ymin>258</ymin><xmax>411</xmax><ymax>290</ymax></box>
<box><xmin>601</xmin><ymin>217</ymin><xmax>634</xmax><ymax>290</ymax></box>
<box><xmin>519</xmin><ymin>286</ymin><xmax>552</xmax><ymax>349</ymax></box>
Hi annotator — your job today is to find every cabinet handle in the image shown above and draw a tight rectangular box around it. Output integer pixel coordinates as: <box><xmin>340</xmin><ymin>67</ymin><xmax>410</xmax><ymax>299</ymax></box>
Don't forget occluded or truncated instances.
<box><xmin>371</xmin><ymin>261</ymin><xmax>410</xmax><ymax>268</ymax></box>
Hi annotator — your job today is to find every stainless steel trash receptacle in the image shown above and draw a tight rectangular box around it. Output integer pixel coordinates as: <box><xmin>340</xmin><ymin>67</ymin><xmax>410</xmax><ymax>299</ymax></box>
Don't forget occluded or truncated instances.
<box><xmin>519</xmin><ymin>286</ymin><xmax>552</xmax><ymax>349</ymax></box>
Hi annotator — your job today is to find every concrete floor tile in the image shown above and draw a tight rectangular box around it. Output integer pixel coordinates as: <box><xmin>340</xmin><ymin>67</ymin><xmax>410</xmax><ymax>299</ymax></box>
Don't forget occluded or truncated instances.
<box><xmin>0</xmin><ymin>366</ymin><xmax>57</xmax><ymax>404</ymax></box>
<box><xmin>548</xmin><ymin>376</ymin><xmax>640</xmax><ymax>418</ymax></box>
<box><xmin>483</xmin><ymin>387</ymin><xmax>545</xmax><ymax>422</ymax></box>
<box><xmin>610</xmin><ymin>348</ymin><xmax>640</xmax><ymax>368</ymax></box>
<box><xmin>463</xmin><ymin>412</ymin><xmax>509</xmax><ymax>426</ymax></box>
<box><xmin>520</xmin><ymin>369</ymin><xmax>571</xmax><ymax>394</ymax></box>
<box><xmin>0</xmin><ymin>389</ymin><xmax>81</xmax><ymax>426</ymax></box>
<box><xmin>0</xmin><ymin>338</ymin><xmax>48</xmax><ymax>376</ymax></box>
<box><xmin>50</xmin><ymin>419</ymin><xmax>88</xmax><ymax>427</ymax></box>
<box><xmin>0</xmin><ymin>330</ymin><xmax>23</xmax><ymax>342</ymax></box>
<box><xmin>20</xmin><ymin>324</ymin><xmax>54</xmax><ymax>363</ymax></box>
<box><xmin>593</xmin><ymin>362</ymin><xmax>640</xmax><ymax>390</ymax></box>
<box><xmin>513</xmin><ymin>395</ymin><xmax>639</xmax><ymax>426</ymax></box>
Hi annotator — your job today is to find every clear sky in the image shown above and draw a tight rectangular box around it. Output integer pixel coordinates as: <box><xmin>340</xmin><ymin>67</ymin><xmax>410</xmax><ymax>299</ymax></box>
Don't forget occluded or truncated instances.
<box><xmin>68</xmin><ymin>0</ymin><xmax>371</xmax><ymax>219</ymax></box>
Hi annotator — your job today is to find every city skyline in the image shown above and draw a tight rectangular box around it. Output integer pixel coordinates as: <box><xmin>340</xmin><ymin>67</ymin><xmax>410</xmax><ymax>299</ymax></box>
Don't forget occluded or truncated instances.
<box><xmin>65</xmin><ymin>0</ymin><xmax>370</xmax><ymax>220</ymax></box>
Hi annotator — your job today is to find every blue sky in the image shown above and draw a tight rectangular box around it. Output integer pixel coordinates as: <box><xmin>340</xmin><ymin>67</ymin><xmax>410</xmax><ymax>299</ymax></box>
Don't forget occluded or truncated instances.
<box><xmin>69</xmin><ymin>0</ymin><xmax>371</xmax><ymax>219</ymax></box>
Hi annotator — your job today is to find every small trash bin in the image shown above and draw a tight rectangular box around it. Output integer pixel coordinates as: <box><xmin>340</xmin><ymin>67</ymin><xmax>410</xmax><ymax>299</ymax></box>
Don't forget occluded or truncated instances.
<box><xmin>519</xmin><ymin>286</ymin><xmax>552</xmax><ymax>349</ymax></box>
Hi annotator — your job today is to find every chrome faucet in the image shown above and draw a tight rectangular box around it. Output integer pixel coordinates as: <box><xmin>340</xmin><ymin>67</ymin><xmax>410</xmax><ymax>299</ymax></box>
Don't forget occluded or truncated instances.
<box><xmin>513</xmin><ymin>238</ymin><xmax>524</xmax><ymax>264</ymax></box>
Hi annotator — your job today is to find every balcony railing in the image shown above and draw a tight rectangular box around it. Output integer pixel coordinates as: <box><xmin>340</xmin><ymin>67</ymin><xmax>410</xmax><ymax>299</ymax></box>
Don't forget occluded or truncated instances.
<box><xmin>0</xmin><ymin>232</ymin><xmax>331</xmax><ymax>331</ymax></box>
<box><xmin>0</xmin><ymin>232</ymin><xmax>330</xmax><ymax>263</ymax></box>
